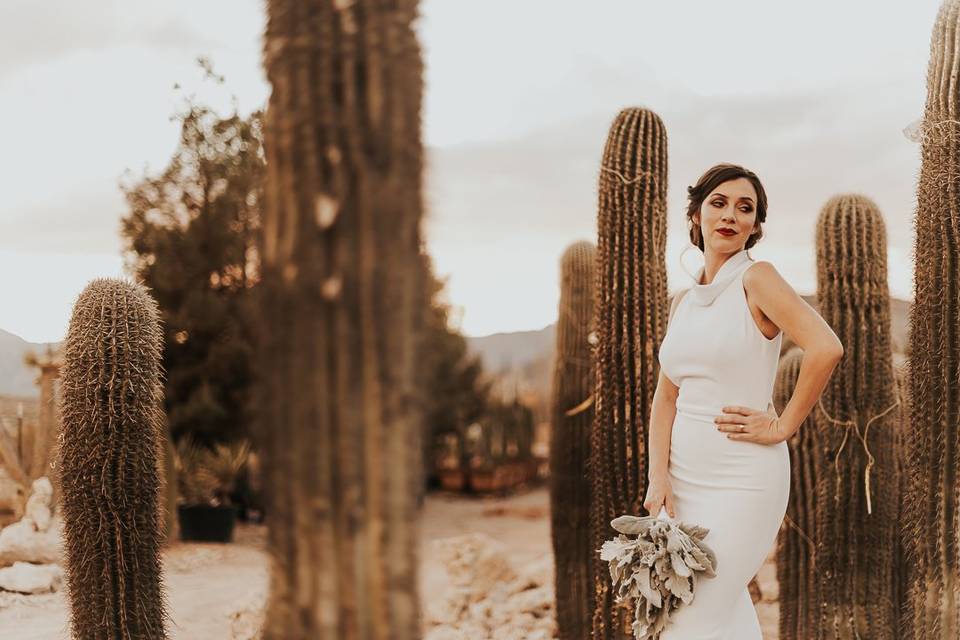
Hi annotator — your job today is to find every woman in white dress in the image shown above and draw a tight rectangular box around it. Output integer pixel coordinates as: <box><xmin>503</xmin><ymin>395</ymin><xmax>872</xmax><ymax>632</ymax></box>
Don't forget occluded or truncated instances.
<box><xmin>646</xmin><ymin>163</ymin><xmax>844</xmax><ymax>639</ymax></box>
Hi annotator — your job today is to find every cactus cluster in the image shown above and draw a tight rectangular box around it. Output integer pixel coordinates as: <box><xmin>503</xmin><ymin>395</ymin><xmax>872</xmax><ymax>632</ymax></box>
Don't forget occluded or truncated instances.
<box><xmin>549</xmin><ymin>240</ymin><xmax>596</xmax><ymax>640</ymax></box>
<box><xmin>58</xmin><ymin>278</ymin><xmax>168</xmax><ymax>639</ymax></box>
<box><xmin>902</xmin><ymin>1</ymin><xmax>960</xmax><ymax>636</ymax></box>
<box><xmin>257</xmin><ymin>1</ymin><xmax>425</xmax><ymax>638</ymax></box>
<box><xmin>589</xmin><ymin>107</ymin><xmax>670</xmax><ymax>640</ymax></box>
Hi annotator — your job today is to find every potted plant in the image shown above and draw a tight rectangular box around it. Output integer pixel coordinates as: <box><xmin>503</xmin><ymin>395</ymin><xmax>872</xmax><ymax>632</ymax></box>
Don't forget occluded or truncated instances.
<box><xmin>174</xmin><ymin>436</ymin><xmax>251</xmax><ymax>542</ymax></box>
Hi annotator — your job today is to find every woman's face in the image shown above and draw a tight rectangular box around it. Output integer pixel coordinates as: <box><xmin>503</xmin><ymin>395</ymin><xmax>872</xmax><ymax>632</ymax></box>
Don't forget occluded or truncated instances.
<box><xmin>695</xmin><ymin>177</ymin><xmax>759</xmax><ymax>252</ymax></box>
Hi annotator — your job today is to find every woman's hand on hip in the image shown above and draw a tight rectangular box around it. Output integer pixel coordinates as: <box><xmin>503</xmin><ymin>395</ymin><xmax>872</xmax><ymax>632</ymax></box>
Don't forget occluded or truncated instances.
<box><xmin>643</xmin><ymin>474</ymin><xmax>676</xmax><ymax>518</ymax></box>
<box><xmin>714</xmin><ymin>405</ymin><xmax>786</xmax><ymax>445</ymax></box>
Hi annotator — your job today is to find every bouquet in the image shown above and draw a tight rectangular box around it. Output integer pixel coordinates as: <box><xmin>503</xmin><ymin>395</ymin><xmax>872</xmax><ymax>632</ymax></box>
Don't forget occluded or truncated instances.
<box><xmin>597</xmin><ymin>508</ymin><xmax>717</xmax><ymax>639</ymax></box>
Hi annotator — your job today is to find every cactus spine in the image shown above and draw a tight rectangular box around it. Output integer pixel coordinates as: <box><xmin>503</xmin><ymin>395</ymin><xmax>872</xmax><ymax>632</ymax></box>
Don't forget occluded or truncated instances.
<box><xmin>549</xmin><ymin>240</ymin><xmax>596</xmax><ymax>640</ymax></box>
<box><xmin>903</xmin><ymin>2</ymin><xmax>960</xmax><ymax>635</ymax></box>
<box><xmin>258</xmin><ymin>1</ymin><xmax>425</xmax><ymax>638</ymax></box>
<box><xmin>58</xmin><ymin>278</ymin><xmax>168</xmax><ymax>639</ymax></box>
<box><xmin>589</xmin><ymin>108</ymin><xmax>669</xmax><ymax>640</ymax></box>
<box><xmin>811</xmin><ymin>194</ymin><xmax>899</xmax><ymax>638</ymax></box>
<box><xmin>775</xmin><ymin>346</ymin><xmax>820</xmax><ymax>640</ymax></box>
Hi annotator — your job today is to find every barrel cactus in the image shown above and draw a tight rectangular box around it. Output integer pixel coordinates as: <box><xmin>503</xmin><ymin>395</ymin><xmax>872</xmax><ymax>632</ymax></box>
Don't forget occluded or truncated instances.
<box><xmin>902</xmin><ymin>2</ymin><xmax>960</xmax><ymax>636</ymax></box>
<box><xmin>589</xmin><ymin>107</ymin><xmax>669</xmax><ymax>640</ymax></box>
<box><xmin>257</xmin><ymin>1</ymin><xmax>425</xmax><ymax>638</ymax></box>
<box><xmin>811</xmin><ymin>194</ymin><xmax>899</xmax><ymax>638</ymax></box>
<box><xmin>549</xmin><ymin>240</ymin><xmax>596</xmax><ymax>640</ymax></box>
<box><xmin>775</xmin><ymin>346</ymin><xmax>820</xmax><ymax>640</ymax></box>
<box><xmin>58</xmin><ymin>278</ymin><xmax>168</xmax><ymax>639</ymax></box>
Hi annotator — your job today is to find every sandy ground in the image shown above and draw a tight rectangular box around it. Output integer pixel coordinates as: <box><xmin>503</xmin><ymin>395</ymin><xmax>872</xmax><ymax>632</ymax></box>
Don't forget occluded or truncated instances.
<box><xmin>0</xmin><ymin>484</ymin><xmax>779</xmax><ymax>639</ymax></box>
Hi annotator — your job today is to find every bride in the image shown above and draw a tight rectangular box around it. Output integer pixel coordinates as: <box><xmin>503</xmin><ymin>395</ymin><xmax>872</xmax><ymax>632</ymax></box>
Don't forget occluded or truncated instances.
<box><xmin>646</xmin><ymin>163</ymin><xmax>843</xmax><ymax>638</ymax></box>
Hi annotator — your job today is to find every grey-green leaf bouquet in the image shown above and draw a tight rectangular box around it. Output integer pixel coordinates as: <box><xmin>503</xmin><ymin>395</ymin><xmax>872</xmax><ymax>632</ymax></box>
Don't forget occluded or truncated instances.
<box><xmin>597</xmin><ymin>508</ymin><xmax>717</xmax><ymax>639</ymax></box>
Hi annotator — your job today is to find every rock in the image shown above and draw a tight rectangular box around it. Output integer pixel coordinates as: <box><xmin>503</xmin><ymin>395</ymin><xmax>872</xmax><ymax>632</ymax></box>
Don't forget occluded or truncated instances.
<box><xmin>23</xmin><ymin>477</ymin><xmax>53</xmax><ymax>532</ymax></box>
<box><xmin>425</xmin><ymin>533</ymin><xmax>558</xmax><ymax>639</ymax></box>
<box><xmin>228</xmin><ymin>588</ymin><xmax>265</xmax><ymax>640</ymax></box>
<box><xmin>0</xmin><ymin>562</ymin><xmax>62</xmax><ymax>594</ymax></box>
<box><xmin>0</xmin><ymin>469</ymin><xmax>26</xmax><ymax>523</ymax></box>
<box><xmin>0</xmin><ymin>515</ymin><xmax>62</xmax><ymax>566</ymax></box>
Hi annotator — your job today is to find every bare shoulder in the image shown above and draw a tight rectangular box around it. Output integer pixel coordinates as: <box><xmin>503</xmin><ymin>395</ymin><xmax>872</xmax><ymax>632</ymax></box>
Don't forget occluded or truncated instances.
<box><xmin>742</xmin><ymin>260</ymin><xmax>792</xmax><ymax>296</ymax></box>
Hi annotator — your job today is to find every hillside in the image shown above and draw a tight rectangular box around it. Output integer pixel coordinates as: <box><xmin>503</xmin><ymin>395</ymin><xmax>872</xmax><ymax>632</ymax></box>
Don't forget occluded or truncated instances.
<box><xmin>0</xmin><ymin>329</ymin><xmax>55</xmax><ymax>398</ymax></box>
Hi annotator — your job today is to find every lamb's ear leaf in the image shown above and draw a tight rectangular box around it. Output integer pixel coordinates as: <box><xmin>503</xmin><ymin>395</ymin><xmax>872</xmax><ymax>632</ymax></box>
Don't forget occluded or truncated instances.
<box><xmin>635</xmin><ymin>565</ymin><xmax>661</xmax><ymax>609</ymax></box>
<box><xmin>665</xmin><ymin>570</ymin><xmax>693</xmax><ymax>604</ymax></box>
<box><xmin>670</xmin><ymin>550</ymin><xmax>692</xmax><ymax>577</ymax></box>
<box><xmin>679</xmin><ymin>522</ymin><xmax>710</xmax><ymax>540</ymax></box>
<box><xmin>611</xmin><ymin>514</ymin><xmax>656</xmax><ymax>535</ymax></box>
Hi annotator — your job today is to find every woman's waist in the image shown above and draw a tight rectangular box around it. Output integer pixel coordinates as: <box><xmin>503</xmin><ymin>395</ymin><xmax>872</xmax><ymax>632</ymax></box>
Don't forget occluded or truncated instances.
<box><xmin>674</xmin><ymin>397</ymin><xmax>774</xmax><ymax>423</ymax></box>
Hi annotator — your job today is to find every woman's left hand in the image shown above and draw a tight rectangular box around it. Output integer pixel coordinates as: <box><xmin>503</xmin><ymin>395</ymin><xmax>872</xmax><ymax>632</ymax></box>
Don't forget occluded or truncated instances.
<box><xmin>714</xmin><ymin>405</ymin><xmax>786</xmax><ymax>445</ymax></box>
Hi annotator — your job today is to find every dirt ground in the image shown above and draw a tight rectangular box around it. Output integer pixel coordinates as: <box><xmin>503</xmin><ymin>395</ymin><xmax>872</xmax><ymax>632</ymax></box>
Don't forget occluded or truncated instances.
<box><xmin>0</xmin><ymin>484</ymin><xmax>779</xmax><ymax>639</ymax></box>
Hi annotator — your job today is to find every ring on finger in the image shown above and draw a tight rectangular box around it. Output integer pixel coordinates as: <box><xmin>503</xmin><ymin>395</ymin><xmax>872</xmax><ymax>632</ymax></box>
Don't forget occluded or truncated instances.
<box><xmin>739</xmin><ymin>424</ymin><xmax>745</xmax><ymax>432</ymax></box>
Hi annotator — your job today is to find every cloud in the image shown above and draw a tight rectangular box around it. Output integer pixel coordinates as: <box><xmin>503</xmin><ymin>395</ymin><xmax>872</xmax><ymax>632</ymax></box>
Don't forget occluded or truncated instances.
<box><xmin>0</xmin><ymin>188</ymin><xmax>126</xmax><ymax>254</ymax></box>
<box><xmin>425</xmin><ymin>76</ymin><xmax>921</xmax><ymax>335</ymax></box>
<box><xmin>0</xmin><ymin>1</ymin><xmax>214</xmax><ymax>78</ymax></box>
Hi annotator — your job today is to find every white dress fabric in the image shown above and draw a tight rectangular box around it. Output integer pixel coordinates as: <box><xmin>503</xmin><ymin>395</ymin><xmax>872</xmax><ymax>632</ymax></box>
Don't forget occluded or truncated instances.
<box><xmin>656</xmin><ymin>248</ymin><xmax>789</xmax><ymax>639</ymax></box>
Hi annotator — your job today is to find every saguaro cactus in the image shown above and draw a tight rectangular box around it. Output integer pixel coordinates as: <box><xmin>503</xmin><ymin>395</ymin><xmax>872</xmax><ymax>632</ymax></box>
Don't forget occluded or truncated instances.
<box><xmin>902</xmin><ymin>1</ymin><xmax>960</xmax><ymax>635</ymax></box>
<box><xmin>257</xmin><ymin>1</ymin><xmax>425</xmax><ymax>638</ymax></box>
<box><xmin>810</xmin><ymin>194</ymin><xmax>899</xmax><ymax>638</ymax></box>
<box><xmin>549</xmin><ymin>240</ymin><xmax>596</xmax><ymax>640</ymax></box>
<box><xmin>58</xmin><ymin>278</ymin><xmax>168</xmax><ymax>639</ymax></box>
<box><xmin>589</xmin><ymin>107</ymin><xmax>669</xmax><ymax>640</ymax></box>
<box><xmin>775</xmin><ymin>346</ymin><xmax>821</xmax><ymax>640</ymax></box>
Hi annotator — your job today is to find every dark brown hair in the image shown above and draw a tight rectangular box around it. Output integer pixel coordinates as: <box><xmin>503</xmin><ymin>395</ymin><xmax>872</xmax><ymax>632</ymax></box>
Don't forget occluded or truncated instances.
<box><xmin>686</xmin><ymin>163</ymin><xmax>768</xmax><ymax>251</ymax></box>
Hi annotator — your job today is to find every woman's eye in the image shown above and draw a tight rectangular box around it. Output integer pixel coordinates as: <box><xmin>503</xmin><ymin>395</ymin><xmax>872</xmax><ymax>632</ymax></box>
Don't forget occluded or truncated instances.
<box><xmin>711</xmin><ymin>201</ymin><xmax>723</xmax><ymax>207</ymax></box>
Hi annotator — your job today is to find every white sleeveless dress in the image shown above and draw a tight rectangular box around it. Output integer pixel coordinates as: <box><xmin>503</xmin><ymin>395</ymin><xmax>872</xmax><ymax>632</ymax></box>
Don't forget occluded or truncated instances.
<box><xmin>656</xmin><ymin>248</ymin><xmax>789</xmax><ymax>639</ymax></box>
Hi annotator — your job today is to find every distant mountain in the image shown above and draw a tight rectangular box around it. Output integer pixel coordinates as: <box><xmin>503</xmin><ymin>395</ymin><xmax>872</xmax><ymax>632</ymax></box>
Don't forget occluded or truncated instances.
<box><xmin>0</xmin><ymin>329</ymin><xmax>57</xmax><ymax>397</ymax></box>
<box><xmin>465</xmin><ymin>325</ymin><xmax>555</xmax><ymax>375</ymax></box>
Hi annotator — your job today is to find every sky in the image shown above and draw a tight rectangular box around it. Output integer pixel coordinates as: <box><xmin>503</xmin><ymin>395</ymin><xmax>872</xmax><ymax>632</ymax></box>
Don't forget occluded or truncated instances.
<box><xmin>0</xmin><ymin>0</ymin><xmax>946</xmax><ymax>342</ymax></box>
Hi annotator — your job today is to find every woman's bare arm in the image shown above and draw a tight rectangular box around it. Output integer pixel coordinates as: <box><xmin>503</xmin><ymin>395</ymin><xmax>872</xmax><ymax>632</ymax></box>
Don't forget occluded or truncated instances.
<box><xmin>643</xmin><ymin>290</ymin><xmax>684</xmax><ymax>516</ymax></box>
<box><xmin>723</xmin><ymin>261</ymin><xmax>843</xmax><ymax>442</ymax></box>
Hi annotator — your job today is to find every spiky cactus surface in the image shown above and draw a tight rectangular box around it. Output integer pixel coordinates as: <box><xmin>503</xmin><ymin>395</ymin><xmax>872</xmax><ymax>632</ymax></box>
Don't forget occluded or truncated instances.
<box><xmin>257</xmin><ymin>1</ymin><xmax>425</xmax><ymax>638</ymax></box>
<box><xmin>902</xmin><ymin>2</ymin><xmax>960</xmax><ymax>636</ymax></box>
<box><xmin>589</xmin><ymin>107</ymin><xmax>669</xmax><ymax>640</ymax></box>
<box><xmin>549</xmin><ymin>240</ymin><xmax>596</xmax><ymax>640</ymax></box>
<box><xmin>812</xmin><ymin>194</ymin><xmax>899</xmax><ymax>638</ymax></box>
<box><xmin>893</xmin><ymin>358</ymin><xmax>911</xmax><ymax>633</ymax></box>
<box><xmin>58</xmin><ymin>278</ymin><xmax>168</xmax><ymax>640</ymax></box>
<box><xmin>775</xmin><ymin>346</ymin><xmax>819</xmax><ymax>640</ymax></box>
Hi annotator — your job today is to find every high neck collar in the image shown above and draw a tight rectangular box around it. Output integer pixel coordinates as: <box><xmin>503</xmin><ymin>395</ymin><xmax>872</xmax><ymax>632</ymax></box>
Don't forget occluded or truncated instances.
<box><xmin>688</xmin><ymin>248</ymin><xmax>752</xmax><ymax>306</ymax></box>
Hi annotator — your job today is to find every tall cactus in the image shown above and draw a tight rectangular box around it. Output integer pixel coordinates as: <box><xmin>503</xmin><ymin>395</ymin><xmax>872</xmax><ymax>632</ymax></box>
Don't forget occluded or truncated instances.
<box><xmin>811</xmin><ymin>194</ymin><xmax>899</xmax><ymax>638</ymax></box>
<box><xmin>257</xmin><ymin>1</ymin><xmax>425</xmax><ymax>638</ymax></box>
<box><xmin>58</xmin><ymin>278</ymin><xmax>168</xmax><ymax>639</ymax></box>
<box><xmin>902</xmin><ymin>1</ymin><xmax>960</xmax><ymax>637</ymax></box>
<box><xmin>589</xmin><ymin>107</ymin><xmax>669</xmax><ymax>640</ymax></box>
<box><xmin>775</xmin><ymin>346</ymin><xmax>820</xmax><ymax>640</ymax></box>
<box><xmin>549</xmin><ymin>240</ymin><xmax>596</xmax><ymax>640</ymax></box>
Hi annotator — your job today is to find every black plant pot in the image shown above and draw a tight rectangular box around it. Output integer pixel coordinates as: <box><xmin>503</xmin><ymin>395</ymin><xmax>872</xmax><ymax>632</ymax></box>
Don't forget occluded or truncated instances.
<box><xmin>177</xmin><ymin>504</ymin><xmax>238</xmax><ymax>543</ymax></box>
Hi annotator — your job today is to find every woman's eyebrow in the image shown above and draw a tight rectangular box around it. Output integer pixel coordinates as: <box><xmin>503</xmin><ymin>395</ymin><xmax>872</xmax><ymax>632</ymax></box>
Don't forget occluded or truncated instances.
<box><xmin>710</xmin><ymin>192</ymin><xmax>754</xmax><ymax>203</ymax></box>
